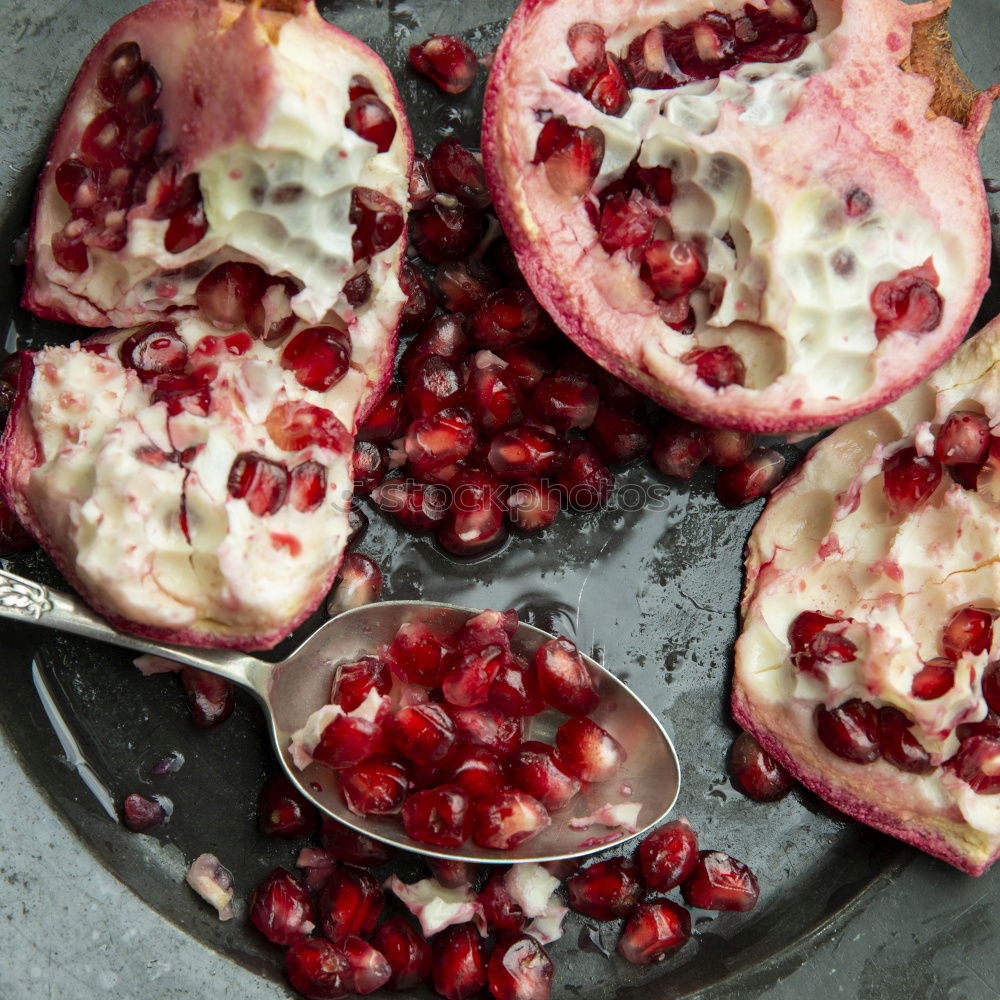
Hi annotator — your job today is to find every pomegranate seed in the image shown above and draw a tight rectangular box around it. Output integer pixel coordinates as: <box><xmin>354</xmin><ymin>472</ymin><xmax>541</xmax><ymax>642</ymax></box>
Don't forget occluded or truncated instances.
<box><xmin>455</xmin><ymin>608</ymin><xmax>517</xmax><ymax>651</ymax></box>
<box><xmin>730</xmin><ymin>731</ymin><xmax>795</xmax><ymax>800</ymax></box>
<box><xmin>984</xmin><ymin>661</ymin><xmax>1000</xmax><ymax>715</ymax></box>
<box><xmin>319</xmin><ymin>866</ymin><xmax>383</xmax><ymax>943</ymax></box>
<box><xmin>286</xmin><ymin>937</ymin><xmax>350</xmax><ymax>999</ymax></box>
<box><xmin>618</xmin><ymin>899</ymin><xmax>692</xmax><ymax>964</ymax></box>
<box><xmin>535</xmin><ymin>637</ymin><xmax>598</xmax><ymax>715</ymax></box>
<box><xmin>625</xmin><ymin>26</ymin><xmax>683</xmax><ymax>89</ymax></box>
<box><xmin>341</xmin><ymin>936</ymin><xmax>392</xmax><ymax>995</ymax></box>
<box><xmin>877</xmin><ymin>707</ymin><xmax>933</xmax><ymax>774</ymax></box>
<box><xmin>934</xmin><ymin>410</ymin><xmax>990</xmax><ymax>465</ymax></box>
<box><xmin>122</xmin><ymin>792</ymin><xmax>166</xmax><ymax>831</ymax></box>
<box><xmin>51</xmin><ymin>231</ymin><xmax>88</xmax><ymax>272</ymax></box>
<box><xmin>347</xmin><ymin>502</ymin><xmax>370</xmax><ymax>547</ymax></box>
<box><xmin>815</xmin><ymin>699</ymin><xmax>881</xmax><ymax>764</ymax></box>
<box><xmin>80</xmin><ymin>108</ymin><xmax>131</xmax><ymax>168</ymax></box>
<box><xmin>469</xmin><ymin>287</ymin><xmax>550</xmax><ymax>350</ymax></box>
<box><xmin>568</xmin><ymin>858</ymin><xmax>645</xmax><ymax>920</ymax></box>
<box><xmin>882</xmin><ymin>446</ymin><xmax>942</xmax><ymax>514</ymax></box>
<box><xmin>228</xmin><ymin>452</ymin><xmax>289</xmax><ymax>516</ymax></box>
<box><xmin>430</xmin><ymin>139</ymin><xmax>491</xmax><ymax>208</ymax></box>
<box><xmin>498</xmin><ymin>346</ymin><xmax>552</xmax><ymax>394</ymax></box>
<box><xmin>714</xmin><ymin>447</ymin><xmax>785</xmax><ymax>507</ymax></box>
<box><xmin>508</xmin><ymin>741</ymin><xmax>581</xmax><ymax>811</ymax></box>
<box><xmin>432</xmin><ymin>924</ymin><xmax>487</xmax><ymax>1000</ymax></box>
<box><xmin>450</xmin><ymin>705</ymin><xmax>522</xmax><ymax>757</ymax></box>
<box><xmin>387</xmin><ymin>623</ymin><xmax>455</xmax><ymax>686</ymax></box>
<box><xmin>507</xmin><ymin>481</ymin><xmax>561</xmax><ymax>533</ymax></box>
<box><xmin>957</xmin><ymin>712</ymin><xmax>1000</xmax><ymax>742</ymax></box>
<box><xmin>194</xmin><ymin>261</ymin><xmax>267</xmax><ymax>328</ymax></box>
<box><xmin>374</xmin><ymin>478</ymin><xmax>451</xmax><ymax>530</ymax></box>
<box><xmin>490</xmin><ymin>654</ymin><xmax>545</xmax><ymax>715</ymax></box>
<box><xmin>401</xmin><ymin>314</ymin><xmax>468</xmax><ymax>374</ymax></box>
<box><xmin>287</xmin><ymin>460</ymin><xmax>326</xmax><ymax>513</ymax></box>
<box><xmin>652</xmin><ymin>420</ymin><xmax>709</xmax><ymax>480</ymax></box>
<box><xmin>942</xmin><ymin>605</ymin><xmax>995</xmax><ymax>660</ymax></box>
<box><xmin>479</xmin><ymin>871</ymin><xmax>526</xmax><ymax>933</ymax></box>
<box><xmin>339</xmin><ymin>755</ymin><xmax>410</xmax><ymax>816</ymax></box>
<box><xmin>587</xmin><ymin>406</ymin><xmax>652</xmax><ymax>465</ymax></box>
<box><xmin>533</xmin><ymin>118</ymin><xmax>605</xmax><ymax>198</ymax></box>
<box><xmin>151</xmin><ymin>372</ymin><xmax>211</xmax><ymax>416</ymax></box>
<box><xmin>704</xmin><ymin>427</ymin><xmax>755</xmax><ymax>467</ymax></box>
<box><xmin>871</xmin><ymin>267</ymin><xmax>943</xmax><ymax>340</ymax></box>
<box><xmin>352</xmin><ymin>441</ymin><xmax>387</xmax><ymax>496</ymax></box>
<box><xmin>259</xmin><ymin>774</ymin><xmax>317</xmax><ymax>838</ymax></box>
<box><xmin>530</xmin><ymin>372</ymin><xmax>599</xmax><ymax>431</ymax></box>
<box><xmin>266</xmin><ymin>400</ymin><xmax>352</xmax><ymax>454</ymax></box>
<box><xmin>405</xmin><ymin>355</ymin><xmax>465</xmax><ymax>418</ymax></box>
<box><xmin>405</xmin><ymin>407</ymin><xmax>478</xmax><ymax>471</ymax></box>
<box><xmin>389</xmin><ymin>703</ymin><xmax>457</xmax><ymax>764</ymax></box>
<box><xmin>408</xmin><ymin>155</ymin><xmax>436</xmax><ymax>209</ymax></box>
<box><xmin>911</xmin><ymin>657</ymin><xmax>956</xmax><ymax>700</ymax></box>
<box><xmin>358</xmin><ymin>388</ymin><xmax>409</xmax><ymax>443</ymax></box>
<box><xmin>119</xmin><ymin>322</ymin><xmax>187</xmax><ymax>380</ymax></box>
<box><xmin>250</xmin><ymin>868</ymin><xmax>315</xmax><ymax>945</ymax></box>
<box><xmin>557</xmin><ymin>441</ymin><xmax>613</xmax><ymax>511</ymax></box>
<box><xmin>402</xmin><ymin>784</ymin><xmax>472</xmax><ymax>847</ymax></box>
<box><xmin>410</xmin><ymin>200</ymin><xmax>483</xmax><ymax>263</ymax></box>
<box><xmin>409</xmin><ymin>35</ymin><xmax>478</xmax><ymax>94</ymax></box>
<box><xmin>345</xmin><ymin>93</ymin><xmax>397</xmax><ymax>153</ymax></box>
<box><xmin>488</xmin><ymin>425</ymin><xmax>564</xmax><ymax>480</ymax></box>
<box><xmin>487</xmin><ymin>934</ymin><xmax>554</xmax><ymax>1000</ymax></box>
<box><xmin>435</xmin><ymin>259</ymin><xmax>499</xmax><ymax>312</ymax></box>
<box><xmin>681</xmin><ymin>850</ymin><xmax>758</xmax><ymax>912</ymax></box>
<box><xmin>437</xmin><ymin>475</ymin><xmax>509</xmax><ymax>558</ymax></box>
<box><xmin>682</xmin><ymin>345</ymin><xmax>746</xmax><ymax>389</ymax></box>
<box><xmin>465</xmin><ymin>357</ymin><xmax>523</xmax><ymax>435</ymax></box>
<box><xmin>312</xmin><ymin>712</ymin><xmax>383</xmax><ymax>771</ymax></box>
<box><xmin>98</xmin><ymin>41</ymin><xmax>142</xmax><ymax>101</ymax></box>
<box><xmin>281</xmin><ymin>325</ymin><xmax>351</xmax><ymax>391</ymax></box>
<box><xmin>296</xmin><ymin>847</ymin><xmax>337</xmax><ymax>892</ymax></box>
<box><xmin>399</xmin><ymin>262</ymin><xmax>437</xmax><ymax>334</ymax></box>
<box><xmin>949</xmin><ymin>735</ymin><xmax>1000</xmax><ymax>794</ymax></box>
<box><xmin>372</xmin><ymin>915</ymin><xmax>432</xmax><ymax>989</ymax></box>
<box><xmin>554</xmin><ymin>716</ymin><xmax>626</xmax><ymax>781</ymax></box>
<box><xmin>672</xmin><ymin>12</ymin><xmax>739</xmax><ymax>77</ymax></box>
<box><xmin>640</xmin><ymin>240</ymin><xmax>705</xmax><ymax>300</ymax></box>
<box><xmin>639</xmin><ymin>818</ymin><xmax>699</xmax><ymax>891</ymax></box>
<box><xmin>471</xmin><ymin>788</ymin><xmax>551</xmax><ymax>849</ymax></box>
<box><xmin>788</xmin><ymin>611</ymin><xmax>857</xmax><ymax>674</ymax></box>
<box><xmin>567</xmin><ymin>22</ymin><xmax>607</xmax><ymax>68</ymax></box>
<box><xmin>428</xmin><ymin>858</ymin><xmax>476</xmax><ymax>888</ymax></box>
<box><xmin>443</xmin><ymin>645</ymin><xmax>505</xmax><ymax>707</ymax></box>
<box><xmin>445</xmin><ymin>745</ymin><xmax>506</xmax><ymax>800</ymax></box>
<box><xmin>180</xmin><ymin>667</ymin><xmax>235</xmax><ymax>728</ymax></box>
<box><xmin>164</xmin><ymin>183</ymin><xmax>208</xmax><ymax>253</ymax></box>
<box><xmin>332</xmin><ymin>656</ymin><xmax>392</xmax><ymax>712</ymax></box>
<box><xmin>350</xmin><ymin>186</ymin><xmax>404</xmax><ymax>261</ymax></box>
<box><xmin>320</xmin><ymin>818</ymin><xmax>396</xmax><ymax>867</ymax></box>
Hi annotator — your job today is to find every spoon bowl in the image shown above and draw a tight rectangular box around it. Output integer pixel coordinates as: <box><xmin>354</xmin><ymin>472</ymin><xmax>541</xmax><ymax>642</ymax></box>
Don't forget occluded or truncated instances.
<box><xmin>0</xmin><ymin>568</ymin><xmax>680</xmax><ymax>863</ymax></box>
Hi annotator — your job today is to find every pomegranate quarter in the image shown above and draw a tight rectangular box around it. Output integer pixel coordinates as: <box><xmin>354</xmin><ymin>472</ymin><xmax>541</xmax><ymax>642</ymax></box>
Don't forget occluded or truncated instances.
<box><xmin>483</xmin><ymin>0</ymin><xmax>999</xmax><ymax>432</ymax></box>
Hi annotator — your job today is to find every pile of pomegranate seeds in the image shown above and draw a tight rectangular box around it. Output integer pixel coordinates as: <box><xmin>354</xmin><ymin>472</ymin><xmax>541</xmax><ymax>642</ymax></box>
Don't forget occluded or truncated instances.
<box><xmin>289</xmin><ymin>609</ymin><xmax>630</xmax><ymax>853</ymax></box>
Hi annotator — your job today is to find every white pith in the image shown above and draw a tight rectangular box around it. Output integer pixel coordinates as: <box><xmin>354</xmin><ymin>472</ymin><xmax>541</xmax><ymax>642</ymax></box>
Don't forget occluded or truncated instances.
<box><xmin>736</xmin><ymin>319</ymin><xmax>1000</xmax><ymax>858</ymax></box>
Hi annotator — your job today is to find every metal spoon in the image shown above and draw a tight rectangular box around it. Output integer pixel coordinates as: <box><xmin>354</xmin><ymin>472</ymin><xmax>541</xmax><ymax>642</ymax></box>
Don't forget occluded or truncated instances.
<box><xmin>0</xmin><ymin>567</ymin><xmax>680</xmax><ymax>863</ymax></box>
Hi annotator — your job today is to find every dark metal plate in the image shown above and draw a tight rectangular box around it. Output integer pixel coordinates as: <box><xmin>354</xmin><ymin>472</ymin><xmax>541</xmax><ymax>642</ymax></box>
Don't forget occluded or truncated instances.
<box><xmin>1</xmin><ymin>0</ymin><xmax>999</xmax><ymax>996</ymax></box>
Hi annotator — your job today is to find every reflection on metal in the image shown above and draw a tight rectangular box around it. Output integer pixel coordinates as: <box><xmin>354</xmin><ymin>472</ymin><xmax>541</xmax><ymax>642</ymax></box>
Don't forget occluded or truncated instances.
<box><xmin>0</xmin><ymin>569</ymin><xmax>52</xmax><ymax>619</ymax></box>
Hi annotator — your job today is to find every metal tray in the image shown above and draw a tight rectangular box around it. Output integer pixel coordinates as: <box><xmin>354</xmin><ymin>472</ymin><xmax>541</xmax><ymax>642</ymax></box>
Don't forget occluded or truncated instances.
<box><xmin>1</xmin><ymin>1</ymin><xmax>999</xmax><ymax>997</ymax></box>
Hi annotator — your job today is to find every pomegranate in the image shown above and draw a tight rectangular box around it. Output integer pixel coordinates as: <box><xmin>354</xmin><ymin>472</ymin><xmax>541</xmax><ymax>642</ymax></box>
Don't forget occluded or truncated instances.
<box><xmin>318</xmin><ymin>867</ymin><xmax>383</xmax><ymax>943</ymax></box>
<box><xmin>4</xmin><ymin>1</ymin><xmax>413</xmax><ymax>649</ymax></box>
<box><xmin>567</xmin><ymin>858</ymin><xmax>645</xmax><ymax>920</ymax></box>
<box><xmin>409</xmin><ymin>35</ymin><xmax>479</xmax><ymax>95</ymax></box>
<box><xmin>734</xmin><ymin>318</ymin><xmax>1000</xmax><ymax>874</ymax></box>
<box><xmin>487</xmin><ymin>934</ymin><xmax>554</xmax><ymax>1000</ymax></box>
<box><xmin>482</xmin><ymin>0</ymin><xmax>998</xmax><ymax>432</ymax></box>
<box><xmin>371</xmin><ymin>915</ymin><xmax>432</xmax><ymax>989</ymax></box>
<box><xmin>258</xmin><ymin>773</ymin><xmax>318</xmax><ymax>838</ymax></box>
<box><xmin>122</xmin><ymin>792</ymin><xmax>167</xmax><ymax>831</ymax></box>
<box><xmin>617</xmin><ymin>899</ymin><xmax>692</xmax><ymax>965</ymax></box>
<box><xmin>730</xmin><ymin>731</ymin><xmax>796</xmax><ymax>801</ymax></box>
<box><xmin>638</xmin><ymin>818</ymin><xmax>699</xmax><ymax>892</ymax></box>
<box><xmin>432</xmin><ymin>924</ymin><xmax>487</xmax><ymax>1000</ymax></box>
<box><xmin>681</xmin><ymin>851</ymin><xmax>759</xmax><ymax>912</ymax></box>
<box><xmin>249</xmin><ymin>867</ymin><xmax>316</xmax><ymax>945</ymax></box>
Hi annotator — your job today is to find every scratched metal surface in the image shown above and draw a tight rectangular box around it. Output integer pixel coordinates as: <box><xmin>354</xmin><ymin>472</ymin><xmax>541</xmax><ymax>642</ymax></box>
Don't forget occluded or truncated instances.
<box><xmin>0</xmin><ymin>1</ymin><xmax>999</xmax><ymax>997</ymax></box>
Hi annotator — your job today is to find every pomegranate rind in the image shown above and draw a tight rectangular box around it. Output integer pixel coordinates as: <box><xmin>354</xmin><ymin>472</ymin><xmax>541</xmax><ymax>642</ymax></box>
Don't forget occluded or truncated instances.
<box><xmin>734</xmin><ymin>317</ymin><xmax>1000</xmax><ymax>874</ymax></box>
<box><xmin>482</xmin><ymin>0</ymin><xmax>997</xmax><ymax>432</ymax></box>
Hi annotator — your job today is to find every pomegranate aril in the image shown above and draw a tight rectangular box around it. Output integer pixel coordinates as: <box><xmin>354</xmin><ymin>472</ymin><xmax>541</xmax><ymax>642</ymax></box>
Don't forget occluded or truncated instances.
<box><xmin>535</xmin><ymin>636</ymin><xmax>598</xmax><ymax>715</ymax></box>
<box><xmin>122</xmin><ymin>792</ymin><xmax>166</xmax><ymax>831</ymax></box>
<box><xmin>451</xmin><ymin>705</ymin><xmax>522</xmax><ymax>757</ymax></box>
<box><xmin>437</xmin><ymin>487</ymin><xmax>509</xmax><ymax>559</ymax></box>
<box><xmin>533</xmin><ymin>117</ymin><xmax>605</xmax><ymax>198</ymax></box>
<box><xmin>286</xmin><ymin>937</ymin><xmax>350</xmax><ymax>1000</ymax></box>
<box><xmin>279</xmin><ymin>325</ymin><xmax>351</xmax><ymax>392</ymax></box>
<box><xmin>652</xmin><ymin>420</ymin><xmax>708</xmax><ymax>480</ymax></box>
<box><xmin>942</xmin><ymin>605</ymin><xmax>995</xmax><ymax>660</ymax></box>
<box><xmin>568</xmin><ymin>858</ymin><xmax>645</xmax><ymax>921</ymax></box>
<box><xmin>288</xmin><ymin>460</ymin><xmax>327</xmax><ymax>514</ymax></box>
<box><xmin>509</xmin><ymin>741</ymin><xmax>581</xmax><ymax>811</ymax></box>
<box><xmin>470</xmin><ymin>287</ymin><xmax>550</xmax><ymax>350</ymax></box>
<box><xmin>374</xmin><ymin>478</ymin><xmax>451</xmax><ymax>530</ymax></box>
<box><xmin>250</xmin><ymin>868</ymin><xmax>316</xmax><ymax>945</ymax></box>
<box><xmin>479</xmin><ymin>871</ymin><xmax>526</xmax><ymax>933</ymax></box>
<box><xmin>950</xmin><ymin>735</ymin><xmax>1000</xmax><ymax>794</ymax></box>
<box><xmin>704</xmin><ymin>427</ymin><xmax>755</xmax><ymax>468</ymax></box>
<box><xmin>465</xmin><ymin>357</ymin><xmax>523</xmax><ymax>436</ymax></box>
<box><xmin>266</xmin><ymin>400</ymin><xmax>352</xmax><ymax>454</ymax></box>
<box><xmin>877</xmin><ymin>706</ymin><xmax>933</xmax><ymax>774</ymax></box>
<box><xmin>399</xmin><ymin>261</ymin><xmax>437</xmax><ymax>333</ymax></box>
<box><xmin>345</xmin><ymin>93</ymin><xmax>397</xmax><ymax>153</ymax></box>
<box><xmin>587</xmin><ymin>406</ymin><xmax>652</xmax><ymax>465</ymax></box>
<box><xmin>567</xmin><ymin>22</ymin><xmax>607</xmax><ymax>68</ymax></box>
<box><xmin>681</xmin><ymin>850</ymin><xmax>759</xmax><ymax>912</ymax></box>
<box><xmin>490</xmin><ymin>654</ymin><xmax>545</xmax><ymax>715</ymax></box>
<box><xmin>80</xmin><ymin>108</ymin><xmax>130</xmax><ymax>169</ymax></box>
<box><xmin>639</xmin><ymin>818</ymin><xmax>699</xmax><ymax>892</ymax></box>
<box><xmin>401</xmin><ymin>314</ymin><xmax>468</xmax><ymax>374</ymax></box>
<box><xmin>387</xmin><ymin>622</ymin><xmax>455</xmax><ymax>686</ymax></box>
<box><xmin>815</xmin><ymin>699</ymin><xmax>881</xmax><ymax>764</ymax></box>
<box><xmin>405</xmin><ymin>407</ymin><xmax>478</xmax><ymax>472</ymax></box>
<box><xmin>151</xmin><ymin>372</ymin><xmax>211</xmax><ymax>416</ymax></box>
<box><xmin>98</xmin><ymin>41</ymin><xmax>142</xmax><ymax>101</ymax></box>
<box><xmin>429</xmin><ymin>139</ymin><xmax>491</xmax><ymax>208</ymax></box>
<box><xmin>871</xmin><ymin>267</ymin><xmax>943</xmax><ymax>340</ymax></box>
<box><xmin>455</xmin><ymin>608</ymin><xmax>518</xmax><ymax>651</ymax></box>
<box><xmin>625</xmin><ymin>26</ymin><xmax>681</xmax><ymax>90</ymax></box>
<box><xmin>347</xmin><ymin>504</ymin><xmax>369</xmax><ymax>550</ymax></box>
<box><xmin>410</xmin><ymin>200</ymin><xmax>483</xmax><ymax>263</ymax></box>
<box><xmin>320</xmin><ymin>818</ymin><xmax>397</xmax><ymax>867</ymax></box>
<box><xmin>487</xmin><ymin>934</ymin><xmax>554</xmax><ymax>1000</ymax></box>
<box><xmin>443</xmin><ymin>645</ymin><xmax>505</xmax><ymax>707</ymax></box>
<box><xmin>332</xmin><ymin>656</ymin><xmax>392</xmax><ymax>713</ymax></box>
<box><xmin>554</xmin><ymin>716</ymin><xmax>625</xmax><ymax>781</ymax></box>
<box><xmin>352</xmin><ymin>442</ymin><xmax>387</xmax><ymax>497</ymax></box>
<box><xmin>372</xmin><ymin>915</ymin><xmax>432</xmax><ymax>989</ymax></box>
<box><xmin>164</xmin><ymin>196</ymin><xmax>208</xmax><ymax>253</ymax></box>
<box><xmin>730</xmin><ymin>731</ymin><xmax>795</xmax><ymax>801</ymax></box>
<box><xmin>507</xmin><ymin>481</ymin><xmax>561</xmax><ymax>533</ymax></box>
<box><xmin>340</xmin><ymin>936</ymin><xmax>392</xmax><ymax>995</ymax></box>
<box><xmin>52</xmin><ymin>231</ymin><xmax>90</xmax><ymax>272</ymax></box>
<box><xmin>312</xmin><ymin>714</ymin><xmax>383</xmax><ymax>771</ymax></box>
<box><xmin>181</xmin><ymin>667</ymin><xmax>235</xmax><ymax>728</ymax></box>
<box><xmin>557</xmin><ymin>441</ymin><xmax>613</xmax><ymax>511</ymax></box>
<box><xmin>471</xmin><ymin>788</ymin><xmax>551</xmax><ymax>850</ymax></box>
<box><xmin>934</xmin><ymin>410</ymin><xmax>990</xmax><ymax>466</ymax></box>
<box><xmin>573</xmin><ymin>53</ymin><xmax>631</xmax><ymax>117</ymax></box>
<box><xmin>984</xmin><ymin>661</ymin><xmax>1000</xmax><ymax>715</ymax></box>
<box><xmin>340</xmin><ymin>755</ymin><xmax>409</xmax><ymax>817</ymax></box>
<box><xmin>408</xmin><ymin>155</ymin><xmax>436</xmax><ymax>210</ymax></box>
<box><xmin>405</xmin><ymin>354</ymin><xmax>465</xmax><ymax>418</ymax></box>
<box><xmin>435</xmin><ymin>260</ymin><xmax>499</xmax><ymax>313</ymax></box>
<box><xmin>445</xmin><ymin>745</ymin><xmax>506</xmax><ymax>800</ymax></box>
<box><xmin>682</xmin><ymin>346</ymin><xmax>746</xmax><ymax>389</ymax></box>
<box><xmin>530</xmin><ymin>372</ymin><xmax>599</xmax><ymax>431</ymax></box>
<box><xmin>351</xmin><ymin>186</ymin><xmax>404</xmax><ymax>261</ymax></box>
<box><xmin>640</xmin><ymin>240</ymin><xmax>705</xmax><ymax>301</ymax></box>
<box><xmin>715</xmin><ymin>447</ymin><xmax>786</xmax><ymax>508</ymax></box>
<box><xmin>327</xmin><ymin>552</ymin><xmax>382</xmax><ymax>614</ymax></box>
<box><xmin>488</xmin><ymin>425</ymin><xmax>564</xmax><ymax>481</ymax></box>
<box><xmin>194</xmin><ymin>261</ymin><xmax>266</xmax><ymax>329</ymax></box>
<box><xmin>432</xmin><ymin>924</ymin><xmax>487</xmax><ymax>1000</ymax></box>
<box><xmin>259</xmin><ymin>774</ymin><xmax>317</xmax><ymax>838</ymax></box>
<box><xmin>618</xmin><ymin>898</ymin><xmax>692</xmax><ymax>965</ymax></box>
<box><xmin>228</xmin><ymin>452</ymin><xmax>289</xmax><ymax>516</ymax></box>
<box><xmin>882</xmin><ymin>446</ymin><xmax>942</xmax><ymax>515</ymax></box>
<box><xmin>358</xmin><ymin>388</ymin><xmax>409</xmax><ymax>443</ymax></box>
<box><xmin>402</xmin><ymin>784</ymin><xmax>472</xmax><ymax>847</ymax></box>
<box><xmin>788</xmin><ymin>610</ymin><xmax>856</xmax><ymax>674</ymax></box>
<box><xmin>911</xmin><ymin>657</ymin><xmax>956</xmax><ymax>700</ymax></box>
<box><xmin>119</xmin><ymin>322</ymin><xmax>187</xmax><ymax>380</ymax></box>
<box><xmin>498</xmin><ymin>347</ymin><xmax>552</xmax><ymax>395</ymax></box>
<box><xmin>409</xmin><ymin>34</ymin><xmax>478</xmax><ymax>94</ymax></box>
<box><xmin>319</xmin><ymin>867</ymin><xmax>384</xmax><ymax>944</ymax></box>
<box><xmin>389</xmin><ymin>702</ymin><xmax>457</xmax><ymax>764</ymax></box>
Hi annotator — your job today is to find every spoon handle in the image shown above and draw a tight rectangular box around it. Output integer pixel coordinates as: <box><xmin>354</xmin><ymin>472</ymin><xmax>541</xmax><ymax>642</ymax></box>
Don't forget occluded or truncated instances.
<box><xmin>0</xmin><ymin>567</ymin><xmax>263</xmax><ymax>689</ymax></box>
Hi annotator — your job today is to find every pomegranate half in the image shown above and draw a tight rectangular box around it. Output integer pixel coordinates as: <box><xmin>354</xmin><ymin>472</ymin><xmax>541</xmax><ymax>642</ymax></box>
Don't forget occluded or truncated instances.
<box><xmin>2</xmin><ymin>0</ymin><xmax>413</xmax><ymax>649</ymax></box>
<box><xmin>734</xmin><ymin>314</ymin><xmax>1000</xmax><ymax>874</ymax></box>
<box><xmin>482</xmin><ymin>0</ymin><xmax>998</xmax><ymax>432</ymax></box>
